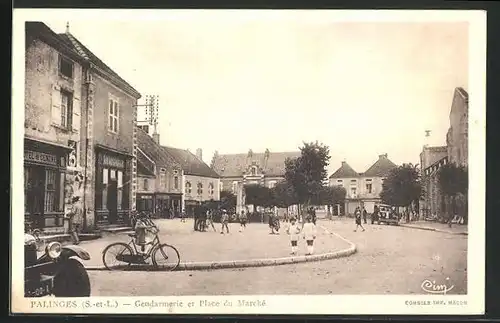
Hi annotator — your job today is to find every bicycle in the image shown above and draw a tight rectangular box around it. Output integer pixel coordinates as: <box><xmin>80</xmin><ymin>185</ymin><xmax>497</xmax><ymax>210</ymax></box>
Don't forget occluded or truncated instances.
<box><xmin>102</xmin><ymin>215</ymin><xmax>180</xmax><ymax>271</ymax></box>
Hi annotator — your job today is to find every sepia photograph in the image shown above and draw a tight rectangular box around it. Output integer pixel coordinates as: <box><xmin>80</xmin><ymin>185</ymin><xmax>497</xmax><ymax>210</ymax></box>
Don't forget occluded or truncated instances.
<box><xmin>11</xmin><ymin>9</ymin><xmax>485</xmax><ymax>315</ymax></box>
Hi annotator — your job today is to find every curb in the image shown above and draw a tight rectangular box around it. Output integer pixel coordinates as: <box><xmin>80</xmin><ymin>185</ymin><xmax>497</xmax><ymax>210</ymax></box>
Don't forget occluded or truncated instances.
<box><xmin>399</xmin><ymin>224</ymin><xmax>468</xmax><ymax>236</ymax></box>
<box><xmin>85</xmin><ymin>227</ymin><xmax>357</xmax><ymax>272</ymax></box>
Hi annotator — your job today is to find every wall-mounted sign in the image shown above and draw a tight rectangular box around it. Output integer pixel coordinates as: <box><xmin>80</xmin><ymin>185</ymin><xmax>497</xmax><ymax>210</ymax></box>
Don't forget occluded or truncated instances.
<box><xmin>68</xmin><ymin>140</ymin><xmax>78</xmax><ymax>167</ymax></box>
<box><xmin>24</xmin><ymin>150</ymin><xmax>58</xmax><ymax>166</ymax></box>
<box><xmin>99</xmin><ymin>153</ymin><xmax>125</xmax><ymax>169</ymax></box>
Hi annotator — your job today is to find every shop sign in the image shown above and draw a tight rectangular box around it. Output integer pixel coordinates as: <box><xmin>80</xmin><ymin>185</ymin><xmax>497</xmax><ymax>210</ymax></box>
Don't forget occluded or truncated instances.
<box><xmin>137</xmin><ymin>194</ymin><xmax>153</xmax><ymax>200</ymax></box>
<box><xmin>24</xmin><ymin>150</ymin><xmax>58</xmax><ymax>166</ymax></box>
<box><xmin>99</xmin><ymin>153</ymin><xmax>125</xmax><ymax>169</ymax></box>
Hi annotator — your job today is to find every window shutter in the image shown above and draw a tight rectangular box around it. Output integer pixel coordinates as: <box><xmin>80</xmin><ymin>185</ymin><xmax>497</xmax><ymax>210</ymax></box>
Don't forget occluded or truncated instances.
<box><xmin>72</xmin><ymin>96</ymin><xmax>81</xmax><ymax>132</ymax></box>
<box><xmin>51</xmin><ymin>85</ymin><xmax>62</xmax><ymax>125</ymax></box>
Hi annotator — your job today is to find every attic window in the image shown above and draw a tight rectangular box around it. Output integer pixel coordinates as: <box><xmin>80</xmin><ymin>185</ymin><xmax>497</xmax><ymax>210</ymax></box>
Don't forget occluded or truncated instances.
<box><xmin>350</xmin><ymin>179</ymin><xmax>357</xmax><ymax>183</ymax></box>
<box><xmin>337</xmin><ymin>180</ymin><xmax>343</xmax><ymax>183</ymax></box>
<box><xmin>59</xmin><ymin>55</ymin><xmax>73</xmax><ymax>78</ymax></box>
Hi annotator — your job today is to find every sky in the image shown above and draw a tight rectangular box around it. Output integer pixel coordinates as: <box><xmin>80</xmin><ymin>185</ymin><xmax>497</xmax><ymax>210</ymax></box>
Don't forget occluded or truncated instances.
<box><xmin>41</xmin><ymin>14</ymin><xmax>468</xmax><ymax>175</ymax></box>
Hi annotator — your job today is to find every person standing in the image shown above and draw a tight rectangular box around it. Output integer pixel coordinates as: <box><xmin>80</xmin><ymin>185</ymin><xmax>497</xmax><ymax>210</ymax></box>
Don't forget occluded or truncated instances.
<box><xmin>67</xmin><ymin>196</ymin><xmax>83</xmax><ymax>245</ymax></box>
<box><xmin>220</xmin><ymin>209</ymin><xmax>230</xmax><ymax>234</ymax></box>
<box><xmin>354</xmin><ymin>207</ymin><xmax>365</xmax><ymax>232</ymax></box>
<box><xmin>206</xmin><ymin>209</ymin><xmax>216</xmax><ymax>232</ymax></box>
<box><xmin>238</xmin><ymin>210</ymin><xmax>247</xmax><ymax>232</ymax></box>
<box><xmin>362</xmin><ymin>207</ymin><xmax>368</xmax><ymax>224</ymax></box>
<box><xmin>286</xmin><ymin>217</ymin><xmax>301</xmax><ymax>255</ymax></box>
<box><xmin>302</xmin><ymin>216</ymin><xmax>317</xmax><ymax>255</ymax></box>
<box><xmin>181</xmin><ymin>208</ymin><xmax>187</xmax><ymax>223</ymax></box>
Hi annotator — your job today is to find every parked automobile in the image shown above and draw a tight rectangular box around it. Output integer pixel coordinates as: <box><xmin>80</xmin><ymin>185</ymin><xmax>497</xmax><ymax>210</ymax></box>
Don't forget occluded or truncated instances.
<box><xmin>24</xmin><ymin>233</ymin><xmax>91</xmax><ymax>297</ymax></box>
<box><xmin>375</xmin><ymin>204</ymin><xmax>400</xmax><ymax>225</ymax></box>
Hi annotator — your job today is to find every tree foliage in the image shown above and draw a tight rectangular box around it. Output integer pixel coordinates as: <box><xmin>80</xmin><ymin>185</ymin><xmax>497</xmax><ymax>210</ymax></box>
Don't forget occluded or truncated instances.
<box><xmin>284</xmin><ymin>141</ymin><xmax>331</xmax><ymax>206</ymax></box>
<box><xmin>244</xmin><ymin>184</ymin><xmax>273</xmax><ymax>208</ymax></box>
<box><xmin>380</xmin><ymin>163</ymin><xmax>422</xmax><ymax>207</ymax></box>
<box><xmin>271</xmin><ymin>180</ymin><xmax>298</xmax><ymax>208</ymax></box>
<box><xmin>438</xmin><ymin>163</ymin><xmax>468</xmax><ymax>197</ymax></box>
<box><xmin>219</xmin><ymin>190</ymin><xmax>236</xmax><ymax>210</ymax></box>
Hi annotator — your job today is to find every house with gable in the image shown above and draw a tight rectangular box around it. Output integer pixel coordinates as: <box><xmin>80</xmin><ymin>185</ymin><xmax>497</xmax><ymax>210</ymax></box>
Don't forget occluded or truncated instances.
<box><xmin>211</xmin><ymin>149</ymin><xmax>301</xmax><ymax>214</ymax></box>
<box><xmin>58</xmin><ymin>23</ymin><xmax>142</xmax><ymax>230</ymax></box>
<box><xmin>161</xmin><ymin>146</ymin><xmax>221</xmax><ymax>216</ymax></box>
<box><xmin>329</xmin><ymin>154</ymin><xmax>397</xmax><ymax>215</ymax></box>
<box><xmin>136</xmin><ymin>128</ymin><xmax>183</xmax><ymax>217</ymax></box>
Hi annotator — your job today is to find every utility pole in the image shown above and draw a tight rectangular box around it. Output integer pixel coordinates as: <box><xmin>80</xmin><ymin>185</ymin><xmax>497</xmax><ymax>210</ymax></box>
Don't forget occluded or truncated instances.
<box><xmin>135</xmin><ymin>94</ymin><xmax>159</xmax><ymax>134</ymax></box>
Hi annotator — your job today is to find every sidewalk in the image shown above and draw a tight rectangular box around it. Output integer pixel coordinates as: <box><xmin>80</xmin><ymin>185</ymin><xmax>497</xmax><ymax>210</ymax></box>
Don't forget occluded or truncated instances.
<box><xmin>399</xmin><ymin>221</ymin><xmax>468</xmax><ymax>235</ymax></box>
<box><xmin>77</xmin><ymin>219</ymin><xmax>355</xmax><ymax>270</ymax></box>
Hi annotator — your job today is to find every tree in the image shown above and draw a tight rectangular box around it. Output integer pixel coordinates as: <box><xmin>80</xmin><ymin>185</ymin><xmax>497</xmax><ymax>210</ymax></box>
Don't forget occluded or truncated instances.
<box><xmin>438</xmin><ymin>163</ymin><xmax>468</xmax><ymax>223</ymax></box>
<box><xmin>219</xmin><ymin>190</ymin><xmax>236</xmax><ymax>210</ymax></box>
<box><xmin>244</xmin><ymin>184</ymin><xmax>273</xmax><ymax>210</ymax></box>
<box><xmin>284</xmin><ymin>141</ymin><xmax>331</xmax><ymax>210</ymax></box>
<box><xmin>271</xmin><ymin>180</ymin><xmax>298</xmax><ymax>208</ymax></box>
<box><xmin>380</xmin><ymin>163</ymin><xmax>422</xmax><ymax>212</ymax></box>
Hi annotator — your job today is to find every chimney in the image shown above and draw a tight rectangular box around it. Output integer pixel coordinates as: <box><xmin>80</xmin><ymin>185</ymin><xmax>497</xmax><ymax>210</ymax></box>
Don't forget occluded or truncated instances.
<box><xmin>341</xmin><ymin>161</ymin><xmax>346</xmax><ymax>166</ymax></box>
<box><xmin>152</xmin><ymin>132</ymin><xmax>160</xmax><ymax>144</ymax></box>
<box><xmin>196</xmin><ymin>148</ymin><xmax>203</xmax><ymax>161</ymax></box>
<box><xmin>379</xmin><ymin>154</ymin><xmax>388</xmax><ymax>159</ymax></box>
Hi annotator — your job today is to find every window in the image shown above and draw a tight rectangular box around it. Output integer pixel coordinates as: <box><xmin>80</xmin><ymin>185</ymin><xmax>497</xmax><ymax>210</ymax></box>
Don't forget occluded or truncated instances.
<box><xmin>251</xmin><ymin>166</ymin><xmax>257</xmax><ymax>176</ymax></box>
<box><xmin>232</xmin><ymin>181</ymin><xmax>238</xmax><ymax>193</ymax></box>
<box><xmin>197</xmin><ymin>182</ymin><xmax>203</xmax><ymax>195</ymax></box>
<box><xmin>59</xmin><ymin>55</ymin><xmax>73</xmax><ymax>78</ymax></box>
<box><xmin>208</xmin><ymin>183</ymin><xmax>214</xmax><ymax>195</ymax></box>
<box><xmin>44</xmin><ymin>169</ymin><xmax>57</xmax><ymax>212</ymax></box>
<box><xmin>366</xmin><ymin>183</ymin><xmax>372</xmax><ymax>194</ymax></box>
<box><xmin>144</xmin><ymin>179</ymin><xmax>149</xmax><ymax>191</ymax></box>
<box><xmin>60</xmin><ymin>91</ymin><xmax>73</xmax><ymax>130</ymax></box>
<box><xmin>174</xmin><ymin>176</ymin><xmax>179</xmax><ymax>189</ymax></box>
<box><xmin>185</xmin><ymin>181</ymin><xmax>192</xmax><ymax>194</ymax></box>
<box><xmin>350</xmin><ymin>187</ymin><xmax>357</xmax><ymax>197</ymax></box>
<box><xmin>337</xmin><ymin>179</ymin><xmax>343</xmax><ymax>183</ymax></box>
<box><xmin>117</xmin><ymin>171</ymin><xmax>123</xmax><ymax>210</ymax></box>
<box><xmin>269</xmin><ymin>181</ymin><xmax>277</xmax><ymax>188</ymax></box>
<box><xmin>350</xmin><ymin>179</ymin><xmax>357</xmax><ymax>183</ymax></box>
<box><xmin>108</xmin><ymin>98</ymin><xmax>119</xmax><ymax>133</ymax></box>
<box><xmin>160</xmin><ymin>173</ymin><xmax>166</xmax><ymax>189</ymax></box>
<box><xmin>219</xmin><ymin>182</ymin><xmax>223</xmax><ymax>192</ymax></box>
<box><xmin>138</xmin><ymin>125</ymin><xmax>149</xmax><ymax>133</ymax></box>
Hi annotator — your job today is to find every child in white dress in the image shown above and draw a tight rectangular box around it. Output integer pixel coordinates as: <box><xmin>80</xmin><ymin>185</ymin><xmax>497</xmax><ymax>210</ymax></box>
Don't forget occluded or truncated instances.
<box><xmin>286</xmin><ymin>217</ymin><xmax>301</xmax><ymax>255</ymax></box>
<box><xmin>302</xmin><ymin>216</ymin><xmax>317</xmax><ymax>255</ymax></box>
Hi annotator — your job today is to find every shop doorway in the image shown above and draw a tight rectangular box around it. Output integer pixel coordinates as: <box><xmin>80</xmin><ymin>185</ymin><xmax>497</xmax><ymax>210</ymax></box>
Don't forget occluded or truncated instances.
<box><xmin>25</xmin><ymin>165</ymin><xmax>45</xmax><ymax>229</ymax></box>
<box><xmin>107</xmin><ymin>179</ymin><xmax>118</xmax><ymax>224</ymax></box>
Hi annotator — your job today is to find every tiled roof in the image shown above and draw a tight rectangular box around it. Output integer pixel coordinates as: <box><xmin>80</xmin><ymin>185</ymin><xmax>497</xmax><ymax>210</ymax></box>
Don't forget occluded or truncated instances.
<box><xmin>137</xmin><ymin>157</ymin><xmax>155</xmax><ymax>177</ymax></box>
<box><xmin>329</xmin><ymin>162</ymin><xmax>360</xmax><ymax>179</ymax></box>
<box><xmin>26</xmin><ymin>22</ymin><xmax>84</xmax><ymax>63</ymax></box>
<box><xmin>136</xmin><ymin>128</ymin><xmax>180</xmax><ymax>169</ymax></box>
<box><xmin>162</xmin><ymin>146</ymin><xmax>220</xmax><ymax>178</ymax></box>
<box><xmin>363</xmin><ymin>154</ymin><xmax>397</xmax><ymax>177</ymax></box>
<box><xmin>211</xmin><ymin>150</ymin><xmax>301</xmax><ymax>177</ymax></box>
<box><xmin>58</xmin><ymin>31</ymin><xmax>141</xmax><ymax>98</ymax></box>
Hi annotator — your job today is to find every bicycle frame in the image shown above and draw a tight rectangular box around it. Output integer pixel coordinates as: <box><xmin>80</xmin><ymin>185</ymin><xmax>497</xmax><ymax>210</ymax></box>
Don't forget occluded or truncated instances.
<box><xmin>127</xmin><ymin>234</ymin><xmax>161</xmax><ymax>259</ymax></box>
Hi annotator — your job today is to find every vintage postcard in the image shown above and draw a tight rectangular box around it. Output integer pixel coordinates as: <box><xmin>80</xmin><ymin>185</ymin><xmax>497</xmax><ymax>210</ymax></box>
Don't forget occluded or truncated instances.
<box><xmin>11</xmin><ymin>9</ymin><xmax>485</xmax><ymax>315</ymax></box>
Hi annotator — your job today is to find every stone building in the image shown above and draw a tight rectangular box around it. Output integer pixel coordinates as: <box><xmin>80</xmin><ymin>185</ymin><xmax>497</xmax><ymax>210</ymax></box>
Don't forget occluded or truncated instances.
<box><xmin>24</xmin><ymin>22</ymin><xmax>86</xmax><ymax>233</ymax></box>
<box><xmin>57</xmin><ymin>23</ymin><xmax>142</xmax><ymax>230</ymax></box>
<box><xmin>420</xmin><ymin>87</ymin><xmax>469</xmax><ymax>218</ymax></box>
<box><xmin>329</xmin><ymin>154</ymin><xmax>397</xmax><ymax>215</ymax></box>
<box><xmin>136</xmin><ymin>128</ymin><xmax>183</xmax><ymax>217</ymax></box>
<box><xmin>161</xmin><ymin>146</ymin><xmax>221</xmax><ymax>216</ymax></box>
<box><xmin>210</xmin><ymin>149</ymin><xmax>301</xmax><ymax>213</ymax></box>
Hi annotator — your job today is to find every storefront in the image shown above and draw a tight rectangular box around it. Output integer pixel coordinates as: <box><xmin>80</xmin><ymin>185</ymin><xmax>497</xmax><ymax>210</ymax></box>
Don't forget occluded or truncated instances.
<box><xmin>154</xmin><ymin>193</ymin><xmax>182</xmax><ymax>218</ymax></box>
<box><xmin>136</xmin><ymin>193</ymin><xmax>154</xmax><ymax>213</ymax></box>
<box><xmin>24</xmin><ymin>138</ymin><xmax>70</xmax><ymax>230</ymax></box>
<box><xmin>184</xmin><ymin>200</ymin><xmax>200</xmax><ymax>218</ymax></box>
<box><xmin>95</xmin><ymin>146</ymin><xmax>132</xmax><ymax>226</ymax></box>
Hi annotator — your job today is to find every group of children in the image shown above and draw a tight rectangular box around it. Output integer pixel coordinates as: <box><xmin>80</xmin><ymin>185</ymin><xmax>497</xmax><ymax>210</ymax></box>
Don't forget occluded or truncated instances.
<box><xmin>286</xmin><ymin>216</ymin><xmax>318</xmax><ymax>256</ymax></box>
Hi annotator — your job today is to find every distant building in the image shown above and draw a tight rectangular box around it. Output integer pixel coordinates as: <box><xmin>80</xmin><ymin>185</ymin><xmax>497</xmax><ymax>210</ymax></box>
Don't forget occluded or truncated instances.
<box><xmin>136</xmin><ymin>128</ymin><xmax>183</xmax><ymax>217</ymax></box>
<box><xmin>161</xmin><ymin>146</ymin><xmax>221</xmax><ymax>216</ymax></box>
<box><xmin>211</xmin><ymin>149</ymin><xmax>301</xmax><ymax>213</ymax></box>
<box><xmin>420</xmin><ymin>87</ymin><xmax>469</xmax><ymax>218</ymax></box>
<box><xmin>329</xmin><ymin>154</ymin><xmax>397</xmax><ymax>214</ymax></box>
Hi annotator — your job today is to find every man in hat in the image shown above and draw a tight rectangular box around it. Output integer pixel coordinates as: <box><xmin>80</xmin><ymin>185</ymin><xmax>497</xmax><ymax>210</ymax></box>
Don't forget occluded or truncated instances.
<box><xmin>67</xmin><ymin>196</ymin><xmax>82</xmax><ymax>245</ymax></box>
<box><xmin>220</xmin><ymin>209</ymin><xmax>230</xmax><ymax>234</ymax></box>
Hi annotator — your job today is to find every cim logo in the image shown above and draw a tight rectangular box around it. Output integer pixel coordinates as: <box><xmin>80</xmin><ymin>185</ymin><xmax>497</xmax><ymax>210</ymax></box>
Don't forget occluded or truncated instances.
<box><xmin>421</xmin><ymin>277</ymin><xmax>455</xmax><ymax>295</ymax></box>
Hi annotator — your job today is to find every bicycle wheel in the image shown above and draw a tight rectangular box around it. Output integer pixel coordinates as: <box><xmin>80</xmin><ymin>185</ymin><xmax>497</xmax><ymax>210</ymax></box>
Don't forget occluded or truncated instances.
<box><xmin>102</xmin><ymin>242</ymin><xmax>134</xmax><ymax>270</ymax></box>
<box><xmin>152</xmin><ymin>244</ymin><xmax>180</xmax><ymax>271</ymax></box>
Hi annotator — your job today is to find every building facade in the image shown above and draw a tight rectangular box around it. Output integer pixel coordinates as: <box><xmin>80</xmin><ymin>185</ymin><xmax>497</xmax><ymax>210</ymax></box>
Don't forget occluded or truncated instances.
<box><xmin>24</xmin><ymin>22</ymin><xmax>86</xmax><ymax>233</ymax></box>
<box><xmin>136</xmin><ymin>128</ymin><xmax>183</xmax><ymax>217</ymax></box>
<box><xmin>162</xmin><ymin>146</ymin><xmax>221</xmax><ymax>215</ymax></box>
<box><xmin>329</xmin><ymin>154</ymin><xmax>397</xmax><ymax>215</ymax></box>
<box><xmin>420</xmin><ymin>87</ymin><xmax>469</xmax><ymax>218</ymax></box>
<box><xmin>58</xmin><ymin>24</ymin><xmax>142</xmax><ymax>229</ymax></box>
<box><xmin>211</xmin><ymin>149</ymin><xmax>301</xmax><ymax>213</ymax></box>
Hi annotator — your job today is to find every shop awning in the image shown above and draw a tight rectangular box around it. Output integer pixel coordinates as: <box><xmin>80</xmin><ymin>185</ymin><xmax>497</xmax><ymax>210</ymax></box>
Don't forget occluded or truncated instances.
<box><xmin>24</xmin><ymin>136</ymin><xmax>72</xmax><ymax>152</ymax></box>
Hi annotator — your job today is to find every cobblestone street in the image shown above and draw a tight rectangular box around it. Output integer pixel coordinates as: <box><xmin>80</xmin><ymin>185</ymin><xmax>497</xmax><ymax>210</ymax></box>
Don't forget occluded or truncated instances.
<box><xmin>87</xmin><ymin>218</ymin><xmax>467</xmax><ymax>296</ymax></box>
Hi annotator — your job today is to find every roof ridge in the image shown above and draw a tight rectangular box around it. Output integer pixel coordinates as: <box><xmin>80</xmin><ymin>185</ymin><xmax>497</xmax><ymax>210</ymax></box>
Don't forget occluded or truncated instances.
<box><xmin>64</xmin><ymin>32</ymin><xmax>89</xmax><ymax>60</ymax></box>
